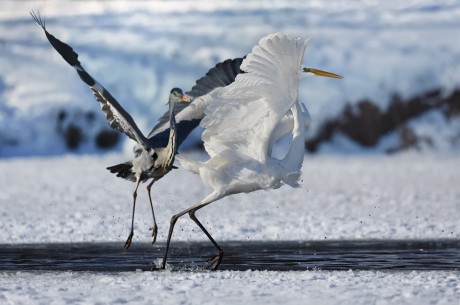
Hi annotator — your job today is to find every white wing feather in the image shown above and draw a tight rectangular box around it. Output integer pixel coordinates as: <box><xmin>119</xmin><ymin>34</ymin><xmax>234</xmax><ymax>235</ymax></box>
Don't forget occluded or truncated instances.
<box><xmin>201</xmin><ymin>33</ymin><xmax>308</xmax><ymax>163</ymax></box>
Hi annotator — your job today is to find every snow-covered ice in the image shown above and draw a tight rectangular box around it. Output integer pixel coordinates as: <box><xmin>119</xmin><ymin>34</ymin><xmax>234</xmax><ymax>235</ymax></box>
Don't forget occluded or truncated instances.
<box><xmin>1</xmin><ymin>270</ymin><xmax>459</xmax><ymax>305</ymax></box>
<box><xmin>1</xmin><ymin>153</ymin><xmax>459</xmax><ymax>303</ymax></box>
<box><xmin>0</xmin><ymin>153</ymin><xmax>459</xmax><ymax>244</ymax></box>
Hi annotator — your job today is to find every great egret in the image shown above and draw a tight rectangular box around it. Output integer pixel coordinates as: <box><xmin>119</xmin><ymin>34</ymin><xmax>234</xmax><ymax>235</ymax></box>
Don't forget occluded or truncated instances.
<box><xmin>31</xmin><ymin>11</ymin><xmax>243</xmax><ymax>248</ymax></box>
<box><xmin>160</xmin><ymin>32</ymin><xmax>342</xmax><ymax>270</ymax></box>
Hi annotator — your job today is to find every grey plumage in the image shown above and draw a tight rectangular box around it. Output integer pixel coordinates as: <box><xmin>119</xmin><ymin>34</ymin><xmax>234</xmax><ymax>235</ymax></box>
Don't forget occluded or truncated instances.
<box><xmin>32</xmin><ymin>11</ymin><xmax>243</xmax><ymax>248</ymax></box>
<box><xmin>147</xmin><ymin>58</ymin><xmax>244</xmax><ymax>148</ymax></box>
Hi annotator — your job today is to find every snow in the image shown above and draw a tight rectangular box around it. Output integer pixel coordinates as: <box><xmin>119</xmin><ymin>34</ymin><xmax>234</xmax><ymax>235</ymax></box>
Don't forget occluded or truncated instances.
<box><xmin>1</xmin><ymin>270</ymin><xmax>459</xmax><ymax>305</ymax></box>
<box><xmin>1</xmin><ymin>153</ymin><xmax>459</xmax><ymax>303</ymax></box>
<box><xmin>1</xmin><ymin>153</ymin><xmax>459</xmax><ymax>244</ymax></box>
<box><xmin>1</xmin><ymin>0</ymin><xmax>460</xmax><ymax>156</ymax></box>
<box><xmin>1</xmin><ymin>1</ymin><xmax>460</xmax><ymax>304</ymax></box>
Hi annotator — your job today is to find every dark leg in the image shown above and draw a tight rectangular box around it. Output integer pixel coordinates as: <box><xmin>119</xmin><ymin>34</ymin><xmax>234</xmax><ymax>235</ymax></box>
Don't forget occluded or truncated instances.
<box><xmin>146</xmin><ymin>179</ymin><xmax>158</xmax><ymax>244</ymax></box>
<box><xmin>160</xmin><ymin>191</ymin><xmax>222</xmax><ymax>269</ymax></box>
<box><xmin>160</xmin><ymin>209</ymin><xmax>189</xmax><ymax>269</ymax></box>
<box><xmin>189</xmin><ymin>209</ymin><xmax>223</xmax><ymax>270</ymax></box>
<box><xmin>124</xmin><ymin>179</ymin><xmax>141</xmax><ymax>249</ymax></box>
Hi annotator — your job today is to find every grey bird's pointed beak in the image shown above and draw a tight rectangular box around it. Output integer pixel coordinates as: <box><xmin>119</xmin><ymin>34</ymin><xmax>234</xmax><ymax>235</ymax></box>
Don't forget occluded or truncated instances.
<box><xmin>181</xmin><ymin>94</ymin><xmax>192</xmax><ymax>102</ymax></box>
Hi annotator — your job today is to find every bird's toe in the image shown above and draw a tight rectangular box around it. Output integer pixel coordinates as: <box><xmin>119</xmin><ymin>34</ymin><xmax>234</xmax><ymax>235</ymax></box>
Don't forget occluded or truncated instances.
<box><xmin>205</xmin><ymin>250</ymin><xmax>223</xmax><ymax>270</ymax></box>
<box><xmin>150</xmin><ymin>225</ymin><xmax>158</xmax><ymax>244</ymax></box>
<box><xmin>124</xmin><ymin>231</ymin><xmax>134</xmax><ymax>249</ymax></box>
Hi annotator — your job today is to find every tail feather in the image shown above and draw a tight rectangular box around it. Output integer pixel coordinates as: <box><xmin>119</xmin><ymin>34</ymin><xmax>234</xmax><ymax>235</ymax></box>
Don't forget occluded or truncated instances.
<box><xmin>107</xmin><ymin>162</ymin><xmax>136</xmax><ymax>182</ymax></box>
<box><xmin>176</xmin><ymin>155</ymin><xmax>201</xmax><ymax>175</ymax></box>
<box><xmin>282</xmin><ymin>171</ymin><xmax>301</xmax><ymax>188</ymax></box>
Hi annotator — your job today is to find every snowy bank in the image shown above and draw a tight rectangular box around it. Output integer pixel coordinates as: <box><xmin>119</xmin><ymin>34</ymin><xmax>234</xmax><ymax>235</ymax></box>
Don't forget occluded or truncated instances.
<box><xmin>1</xmin><ymin>0</ymin><xmax>460</xmax><ymax>156</ymax></box>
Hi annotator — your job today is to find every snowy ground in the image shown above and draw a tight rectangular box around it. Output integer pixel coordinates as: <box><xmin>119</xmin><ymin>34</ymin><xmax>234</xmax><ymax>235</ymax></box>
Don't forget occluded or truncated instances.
<box><xmin>1</xmin><ymin>270</ymin><xmax>459</xmax><ymax>305</ymax></box>
<box><xmin>1</xmin><ymin>153</ymin><xmax>459</xmax><ymax>304</ymax></box>
<box><xmin>1</xmin><ymin>153</ymin><xmax>459</xmax><ymax>244</ymax></box>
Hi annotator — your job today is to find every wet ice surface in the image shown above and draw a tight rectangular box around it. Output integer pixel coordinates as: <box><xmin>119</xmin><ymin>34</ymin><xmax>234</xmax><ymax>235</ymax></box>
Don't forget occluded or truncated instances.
<box><xmin>1</xmin><ymin>242</ymin><xmax>459</xmax><ymax>305</ymax></box>
<box><xmin>1</xmin><ymin>240</ymin><xmax>459</xmax><ymax>272</ymax></box>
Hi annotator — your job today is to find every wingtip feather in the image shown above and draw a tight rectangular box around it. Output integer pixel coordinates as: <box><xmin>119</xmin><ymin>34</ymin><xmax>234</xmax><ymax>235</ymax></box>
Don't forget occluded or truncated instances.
<box><xmin>31</xmin><ymin>10</ymin><xmax>81</xmax><ymax>67</ymax></box>
<box><xmin>30</xmin><ymin>10</ymin><xmax>46</xmax><ymax>30</ymax></box>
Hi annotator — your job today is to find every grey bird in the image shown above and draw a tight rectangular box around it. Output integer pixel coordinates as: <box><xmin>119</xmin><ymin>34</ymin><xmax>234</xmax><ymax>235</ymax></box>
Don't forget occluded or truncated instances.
<box><xmin>31</xmin><ymin>11</ymin><xmax>243</xmax><ymax>248</ymax></box>
<box><xmin>107</xmin><ymin>87</ymin><xmax>190</xmax><ymax>248</ymax></box>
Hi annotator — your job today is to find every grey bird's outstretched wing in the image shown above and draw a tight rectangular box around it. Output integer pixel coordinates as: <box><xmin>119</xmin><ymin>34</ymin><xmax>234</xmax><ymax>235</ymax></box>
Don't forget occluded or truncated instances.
<box><xmin>148</xmin><ymin>58</ymin><xmax>244</xmax><ymax>147</ymax></box>
<box><xmin>31</xmin><ymin>11</ymin><xmax>160</xmax><ymax>150</ymax></box>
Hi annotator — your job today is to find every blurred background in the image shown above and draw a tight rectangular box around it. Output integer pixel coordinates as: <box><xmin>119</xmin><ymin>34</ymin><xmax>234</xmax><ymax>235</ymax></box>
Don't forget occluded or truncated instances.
<box><xmin>1</xmin><ymin>0</ymin><xmax>459</xmax><ymax>158</ymax></box>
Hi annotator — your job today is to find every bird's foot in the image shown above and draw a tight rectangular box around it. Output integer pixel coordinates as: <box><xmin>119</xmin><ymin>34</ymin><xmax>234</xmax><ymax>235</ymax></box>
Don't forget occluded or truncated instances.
<box><xmin>149</xmin><ymin>225</ymin><xmax>158</xmax><ymax>244</ymax></box>
<box><xmin>124</xmin><ymin>231</ymin><xmax>134</xmax><ymax>249</ymax></box>
<box><xmin>205</xmin><ymin>250</ymin><xmax>223</xmax><ymax>270</ymax></box>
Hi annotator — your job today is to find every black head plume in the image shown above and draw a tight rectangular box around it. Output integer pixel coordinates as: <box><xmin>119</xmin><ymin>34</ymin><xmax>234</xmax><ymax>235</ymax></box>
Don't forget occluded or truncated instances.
<box><xmin>170</xmin><ymin>88</ymin><xmax>183</xmax><ymax>95</ymax></box>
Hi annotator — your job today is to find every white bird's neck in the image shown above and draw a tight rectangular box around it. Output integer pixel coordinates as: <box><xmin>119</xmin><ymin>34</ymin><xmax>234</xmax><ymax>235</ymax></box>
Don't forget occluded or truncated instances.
<box><xmin>280</xmin><ymin>101</ymin><xmax>305</xmax><ymax>173</ymax></box>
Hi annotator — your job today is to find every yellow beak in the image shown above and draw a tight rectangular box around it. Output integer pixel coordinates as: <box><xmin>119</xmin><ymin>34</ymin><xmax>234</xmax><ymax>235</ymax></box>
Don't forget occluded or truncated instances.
<box><xmin>303</xmin><ymin>67</ymin><xmax>343</xmax><ymax>79</ymax></box>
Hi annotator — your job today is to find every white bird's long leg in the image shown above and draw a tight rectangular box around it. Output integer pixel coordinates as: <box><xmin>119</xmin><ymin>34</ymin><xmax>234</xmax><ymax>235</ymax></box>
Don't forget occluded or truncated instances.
<box><xmin>146</xmin><ymin>179</ymin><xmax>158</xmax><ymax>244</ymax></box>
<box><xmin>188</xmin><ymin>209</ymin><xmax>223</xmax><ymax>270</ymax></box>
<box><xmin>124</xmin><ymin>179</ymin><xmax>142</xmax><ymax>249</ymax></box>
<box><xmin>161</xmin><ymin>191</ymin><xmax>223</xmax><ymax>269</ymax></box>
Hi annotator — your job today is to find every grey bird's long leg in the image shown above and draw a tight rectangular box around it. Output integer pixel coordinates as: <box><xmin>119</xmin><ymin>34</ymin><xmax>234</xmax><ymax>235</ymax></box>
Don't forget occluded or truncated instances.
<box><xmin>160</xmin><ymin>191</ymin><xmax>223</xmax><ymax>270</ymax></box>
<box><xmin>146</xmin><ymin>179</ymin><xmax>158</xmax><ymax>244</ymax></box>
<box><xmin>125</xmin><ymin>179</ymin><xmax>142</xmax><ymax>249</ymax></box>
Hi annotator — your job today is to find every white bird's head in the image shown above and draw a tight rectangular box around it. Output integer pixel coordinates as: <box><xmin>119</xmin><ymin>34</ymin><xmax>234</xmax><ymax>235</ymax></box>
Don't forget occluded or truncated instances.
<box><xmin>301</xmin><ymin>66</ymin><xmax>343</xmax><ymax>79</ymax></box>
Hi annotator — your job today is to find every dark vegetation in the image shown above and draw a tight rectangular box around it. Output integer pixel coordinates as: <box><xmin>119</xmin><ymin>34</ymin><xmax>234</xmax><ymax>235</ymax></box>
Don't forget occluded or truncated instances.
<box><xmin>306</xmin><ymin>88</ymin><xmax>460</xmax><ymax>153</ymax></box>
<box><xmin>22</xmin><ymin>87</ymin><xmax>458</xmax><ymax>153</ymax></box>
<box><xmin>57</xmin><ymin>109</ymin><xmax>119</xmax><ymax>150</ymax></box>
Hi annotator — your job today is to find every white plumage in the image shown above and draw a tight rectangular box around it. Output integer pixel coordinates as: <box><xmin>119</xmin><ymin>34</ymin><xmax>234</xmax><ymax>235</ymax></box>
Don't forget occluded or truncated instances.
<box><xmin>203</xmin><ymin>34</ymin><xmax>305</xmax><ymax>160</ymax></box>
<box><xmin>181</xmin><ymin>33</ymin><xmax>308</xmax><ymax>191</ymax></box>
<box><xmin>162</xmin><ymin>32</ymin><xmax>342</xmax><ymax>270</ymax></box>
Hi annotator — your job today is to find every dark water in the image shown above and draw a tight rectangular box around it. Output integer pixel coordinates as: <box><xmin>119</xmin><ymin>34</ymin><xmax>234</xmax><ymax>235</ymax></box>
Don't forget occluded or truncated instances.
<box><xmin>0</xmin><ymin>240</ymin><xmax>458</xmax><ymax>272</ymax></box>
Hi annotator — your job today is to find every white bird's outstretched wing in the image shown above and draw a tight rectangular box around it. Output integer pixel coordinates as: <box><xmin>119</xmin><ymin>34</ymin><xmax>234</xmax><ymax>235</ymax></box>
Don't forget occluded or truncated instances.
<box><xmin>31</xmin><ymin>11</ymin><xmax>157</xmax><ymax>149</ymax></box>
<box><xmin>201</xmin><ymin>33</ymin><xmax>307</xmax><ymax>163</ymax></box>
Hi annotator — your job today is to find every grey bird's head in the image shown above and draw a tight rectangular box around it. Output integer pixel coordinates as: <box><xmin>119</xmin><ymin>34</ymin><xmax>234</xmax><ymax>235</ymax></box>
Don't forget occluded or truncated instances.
<box><xmin>168</xmin><ymin>88</ymin><xmax>191</xmax><ymax>106</ymax></box>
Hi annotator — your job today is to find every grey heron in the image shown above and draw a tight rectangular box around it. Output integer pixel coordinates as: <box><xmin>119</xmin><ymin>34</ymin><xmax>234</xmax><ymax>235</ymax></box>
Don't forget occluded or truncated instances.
<box><xmin>31</xmin><ymin>11</ymin><xmax>243</xmax><ymax>248</ymax></box>
<box><xmin>161</xmin><ymin>33</ymin><xmax>342</xmax><ymax>270</ymax></box>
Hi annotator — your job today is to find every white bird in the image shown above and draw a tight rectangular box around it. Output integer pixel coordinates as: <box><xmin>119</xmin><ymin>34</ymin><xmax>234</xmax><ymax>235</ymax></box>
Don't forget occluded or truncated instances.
<box><xmin>31</xmin><ymin>11</ymin><xmax>243</xmax><ymax>248</ymax></box>
<box><xmin>160</xmin><ymin>32</ymin><xmax>342</xmax><ymax>270</ymax></box>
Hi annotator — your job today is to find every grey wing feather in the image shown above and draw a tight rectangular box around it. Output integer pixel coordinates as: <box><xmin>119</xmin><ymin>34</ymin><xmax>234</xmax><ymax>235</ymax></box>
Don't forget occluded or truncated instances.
<box><xmin>186</xmin><ymin>57</ymin><xmax>244</xmax><ymax>97</ymax></box>
<box><xmin>148</xmin><ymin>57</ymin><xmax>244</xmax><ymax>141</ymax></box>
<box><xmin>90</xmin><ymin>87</ymin><xmax>152</xmax><ymax>148</ymax></box>
<box><xmin>150</xmin><ymin>100</ymin><xmax>191</xmax><ymax>135</ymax></box>
<box><xmin>31</xmin><ymin>11</ymin><xmax>154</xmax><ymax>149</ymax></box>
